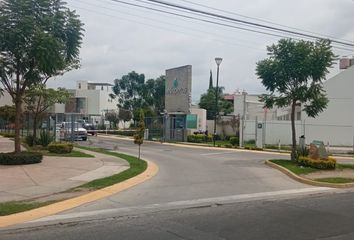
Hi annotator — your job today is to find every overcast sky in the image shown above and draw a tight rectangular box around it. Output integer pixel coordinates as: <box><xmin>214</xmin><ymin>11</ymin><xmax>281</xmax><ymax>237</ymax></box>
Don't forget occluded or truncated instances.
<box><xmin>48</xmin><ymin>0</ymin><xmax>354</xmax><ymax>102</ymax></box>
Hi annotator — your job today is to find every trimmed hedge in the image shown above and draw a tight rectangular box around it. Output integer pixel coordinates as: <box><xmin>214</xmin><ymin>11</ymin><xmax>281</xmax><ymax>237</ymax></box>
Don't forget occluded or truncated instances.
<box><xmin>298</xmin><ymin>156</ymin><xmax>336</xmax><ymax>170</ymax></box>
<box><xmin>96</xmin><ymin>130</ymin><xmax>136</xmax><ymax>136</ymax></box>
<box><xmin>187</xmin><ymin>134</ymin><xmax>212</xmax><ymax>143</ymax></box>
<box><xmin>0</xmin><ymin>152</ymin><xmax>43</xmax><ymax>165</ymax></box>
<box><xmin>48</xmin><ymin>142</ymin><xmax>73</xmax><ymax>154</ymax></box>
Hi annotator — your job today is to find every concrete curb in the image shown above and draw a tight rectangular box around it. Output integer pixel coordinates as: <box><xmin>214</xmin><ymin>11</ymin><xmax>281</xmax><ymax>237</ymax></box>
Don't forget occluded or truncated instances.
<box><xmin>265</xmin><ymin>160</ymin><xmax>354</xmax><ymax>189</ymax></box>
<box><xmin>0</xmin><ymin>158</ymin><xmax>158</xmax><ymax>228</ymax></box>
<box><xmin>97</xmin><ymin>134</ymin><xmax>291</xmax><ymax>156</ymax></box>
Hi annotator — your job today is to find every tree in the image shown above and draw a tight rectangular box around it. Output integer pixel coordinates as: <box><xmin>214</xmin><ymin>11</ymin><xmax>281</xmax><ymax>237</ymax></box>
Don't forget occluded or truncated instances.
<box><xmin>118</xmin><ymin>109</ymin><xmax>132</xmax><ymax>129</ymax></box>
<box><xmin>113</xmin><ymin>72</ymin><xmax>165</xmax><ymax>121</ymax></box>
<box><xmin>24</xmin><ymin>85</ymin><xmax>71</xmax><ymax>139</ymax></box>
<box><xmin>0</xmin><ymin>0</ymin><xmax>84</xmax><ymax>153</ymax></box>
<box><xmin>133</xmin><ymin>110</ymin><xmax>145</xmax><ymax>160</ymax></box>
<box><xmin>199</xmin><ymin>87</ymin><xmax>233</xmax><ymax>120</ymax></box>
<box><xmin>105</xmin><ymin>111</ymin><xmax>120</xmax><ymax>129</ymax></box>
<box><xmin>256</xmin><ymin>39</ymin><xmax>335</xmax><ymax>161</ymax></box>
<box><xmin>0</xmin><ymin>105</ymin><xmax>16</xmax><ymax>124</ymax></box>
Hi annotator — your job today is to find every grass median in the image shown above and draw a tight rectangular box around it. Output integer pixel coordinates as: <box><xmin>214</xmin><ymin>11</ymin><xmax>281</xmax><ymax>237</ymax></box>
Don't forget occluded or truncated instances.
<box><xmin>0</xmin><ymin>146</ymin><xmax>147</xmax><ymax>216</ymax></box>
<box><xmin>269</xmin><ymin>159</ymin><xmax>354</xmax><ymax>184</ymax></box>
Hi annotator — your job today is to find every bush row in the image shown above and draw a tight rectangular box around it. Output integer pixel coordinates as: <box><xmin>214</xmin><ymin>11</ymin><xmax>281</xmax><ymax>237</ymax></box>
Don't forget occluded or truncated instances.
<box><xmin>48</xmin><ymin>142</ymin><xmax>74</xmax><ymax>154</ymax></box>
<box><xmin>187</xmin><ymin>134</ymin><xmax>212</xmax><ymax>143</ymax></box>
<box><xmin>0</xmin><ymin>132</ymin><xmax>15</xmax><ymax>138</ymax></box>
<box><xmin>97</xmin><ymin>130</ymin><xmax>136</xmax><ymax>136</ymax></box>
<box><xmin>298</xmin><ymin>156</ymin><xmax>336</xmax><ymax>170</ymax></box>
<box><xmin>0</xmin><ymin>152</ymin><xmax>43</xmax><ymax>165</ymax></box>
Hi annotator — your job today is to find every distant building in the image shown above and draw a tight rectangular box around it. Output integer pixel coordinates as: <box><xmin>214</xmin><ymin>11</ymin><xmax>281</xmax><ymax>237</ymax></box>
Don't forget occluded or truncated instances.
<box><xmin>52</xmin><ymin>80</ymin><xmax>118</xmax><ymax>123</ymax></box>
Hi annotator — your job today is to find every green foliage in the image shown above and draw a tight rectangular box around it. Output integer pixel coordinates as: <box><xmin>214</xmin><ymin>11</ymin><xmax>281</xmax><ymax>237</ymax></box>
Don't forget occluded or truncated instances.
<box><xmin>256</xmin><ymin>39</ymin><xmax>335</xmax><ymax>160</ymax></box>
<box><xmin>118</xmin><ymin>109</ymin><xmax>132</xmax><ymax>124</ymax></box>
<box><xmin>0</xmin><ymin>132</ymin><xmax>16</xmax><ymax>138</ymax></box>
<box><xmin>25</xmin><ymin>135</ymin><xmax>37</xmax><ymax>147</ymax></box>
<box><xmin>245</xmin><ymin>139</ymin><xmax>256</xmax><ymax>145</ymax></box>
<box><xmin>0</xmin><ymin>105</ymin><xmax>16</xmax><ymax>123</ymax></box>
<box><xmin>0</xmin><ymin>0</ymin><xmax>84</xmax><ymax>153</ymax></box>
<box><xmin>229</xmin><ymin>137</ymin><xmax>239</xmax><ymax>146</ymax></box>
<box><xmin>315</xmin><ymin>177</ymin><xmax>354</xmax><ymax>184</ymax></box>
<box><xmin>224</xmin><ymin>144</ymin><xmax>233</xmax><ymax>148</ymax></box>
<box><xmin>0</xmin><ymin>152</ymin><xmax>43</xmax><ymax>165</ymax></box>
<box><xmin>187</xmin><ymin>134</ymin><xmax>212</xmax><ymax>143</ymax></box>
<box><xmin>76</xmin><ymin>146</ymin><xmax>147</xmax><ymax>190</ymax></box>
<box><xmin>298</xmin><ymin>156</ymin><xmax>336</xmax><ymax>170</ymax></box>
<box><xmin>270</xmin><ymin>159</ymin><xmax>319</xmax><ymax>175</ymax></box>
<box><xmin>48</xmin><ymin>142</ymin><xmax>74</xmax><ymax>154</ymax></box>
<box><xmin>199</xmin><ymin>87</ymin><xmax>233</xmax><ymax>120</ymax></box>
<box><xmin>38</xmin><ymin>130</ymin><xmax>53</xmax><ymax>147</ymax></box>
<box><xmin>134</xmin><ymin>110</ymin><xmax>145</xmax><ymax>146</ymax></box>
<box><xmin>105</xmin><ymin>111</ymin><xmax>120</xmax><ymax>129</ymax></box>
<box><xmin>113</xmin><ymin>72</ymin><xmax>165</xmax><ymax>119</ymax></box>
<box><xmin>297</xmin><ymin>145</ymin><xmax>309</xmax><ymax>157</ymax></box>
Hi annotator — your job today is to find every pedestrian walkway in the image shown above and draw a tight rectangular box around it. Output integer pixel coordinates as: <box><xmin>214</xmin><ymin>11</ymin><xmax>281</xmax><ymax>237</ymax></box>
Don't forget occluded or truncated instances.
<box><xmin>0</xmin><ymin>137</ymin><xmax>129</xmax><ymax>202</ymax></box>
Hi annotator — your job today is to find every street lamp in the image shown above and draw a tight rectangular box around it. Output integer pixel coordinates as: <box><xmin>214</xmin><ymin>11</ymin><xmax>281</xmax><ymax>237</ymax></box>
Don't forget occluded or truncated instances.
<box><xmin>213</xmin><ymin>57</ymin><xmax>223</xmax><ymax>147</ymax></box>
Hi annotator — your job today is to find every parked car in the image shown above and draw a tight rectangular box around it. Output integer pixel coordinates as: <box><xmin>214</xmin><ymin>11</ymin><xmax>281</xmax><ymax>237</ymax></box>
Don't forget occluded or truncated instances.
<box><xmin>59</xmin><ymin>122</ymin><xmax>87</xmax><ymax>141</ymax></box>
<box><xmin>82</xmin><ymin>123</ymin><xmax>96</xmax><ymax>136</ymax></box>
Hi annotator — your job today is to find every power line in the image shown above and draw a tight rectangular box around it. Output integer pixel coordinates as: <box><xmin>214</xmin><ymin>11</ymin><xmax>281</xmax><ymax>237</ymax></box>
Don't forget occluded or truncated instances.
<box><xmin>143</xmin><ymin>0</ymin><xmax>354</xmax><ymax>48</ymax></box>
<box><xmin>176</xmin><ymin>0</ymin><xmax>354</xmax><ymax>45</ymax></box>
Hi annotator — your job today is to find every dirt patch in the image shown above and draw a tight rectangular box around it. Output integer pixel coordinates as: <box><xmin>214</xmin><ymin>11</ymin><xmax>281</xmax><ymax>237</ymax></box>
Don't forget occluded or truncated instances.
<box><xmin>302</xmin><ymin>169</ymin><xmax>354</xmax><ymax>180</ymax></box>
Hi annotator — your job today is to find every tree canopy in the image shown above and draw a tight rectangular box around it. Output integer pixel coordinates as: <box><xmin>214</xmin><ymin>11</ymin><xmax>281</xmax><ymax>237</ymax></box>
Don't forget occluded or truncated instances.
<box><xmin>199</xmin><ymin>87</ymin><xmax>233</xmax><ymax>120</ymax></box>
<box><xmin>112</xmin><ymin>71</ymin><xmax>165</xmax><ymax>120</ymax></box>
<box><xmin>0</xmin><ymin>0</ymin><xmax>84</xmax><ymax>153</ymax></box>
<box><xmin>256</xmin><ymin>38</ymin><xmax>335</xmax><ymax>160</ymax></box>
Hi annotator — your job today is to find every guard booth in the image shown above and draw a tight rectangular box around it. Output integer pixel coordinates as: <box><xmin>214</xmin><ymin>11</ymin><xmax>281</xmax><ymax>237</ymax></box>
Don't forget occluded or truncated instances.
<box><xmin>165</xmin><ymin>114</ymin><xmax>187</xmax><ymax>142</ymax></box>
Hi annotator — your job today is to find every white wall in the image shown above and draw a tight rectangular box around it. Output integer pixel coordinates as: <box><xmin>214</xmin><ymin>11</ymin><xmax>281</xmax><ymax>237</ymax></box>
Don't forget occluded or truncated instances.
<box><xmin>303</xmin><ymin>66</ymin><xmax>354</xmax><ymax>146</ymax></box>
<box><xmin>190</xmin><ymin>107</ymin><xmax>207</xmax><ymax>132</ymax></box>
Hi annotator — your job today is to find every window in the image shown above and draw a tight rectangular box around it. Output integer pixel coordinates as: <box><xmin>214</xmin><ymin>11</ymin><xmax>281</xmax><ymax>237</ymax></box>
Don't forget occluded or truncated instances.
<box><xmin>78</xmin><ymin>83</ymin><xmax>81</xmax><ymax>89</ymax></box>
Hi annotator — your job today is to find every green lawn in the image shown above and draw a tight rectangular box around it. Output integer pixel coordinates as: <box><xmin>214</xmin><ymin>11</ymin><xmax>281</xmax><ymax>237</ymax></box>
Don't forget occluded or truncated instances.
<box><xmin>0</xmin><ymin>146</ymin><xmax>148</xmax><ymax>216</ymax></box>
<box><xmin>0</xmin><ymin>201</ymin><xmax>56</xmax><ymax>216</ymax></box>
<box><xmin>269</xmin><ymin>159</ymin><xmax>320</xmax><ymax>175</ymax></box>
<box><xmin>74</xmin><ymin>146</ymin><xmax>147</xmax><ymax>190</ymax></box>
<box><xmin>337</xmin><ymin>164</ymin><xmax>354</xmax><ymax>170</ymax></box>
<box><xmin>44</xmin><ymin>150</ymin><xmax>94</xmax><ymax>158</ymax></box>
<box><xmin>315</xmin><ymin>177</ymin><xmax>354</xmax><ymax>184</ymax></box>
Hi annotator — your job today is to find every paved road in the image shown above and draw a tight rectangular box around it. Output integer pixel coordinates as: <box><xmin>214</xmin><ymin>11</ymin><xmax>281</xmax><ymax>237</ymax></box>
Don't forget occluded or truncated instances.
<box><xmin>3</xmin><ymin>191</ymin><xmax>354</xmax><ymax>240</ymax></box>
<box><xmin>53</xmin><ymin>135</ymin><xmax>329</xmax><ymax>214</ymax></box>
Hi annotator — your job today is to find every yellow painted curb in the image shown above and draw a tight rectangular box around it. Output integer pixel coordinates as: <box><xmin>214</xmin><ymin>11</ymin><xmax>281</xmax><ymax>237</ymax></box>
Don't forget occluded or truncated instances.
<box><xmin>0</xmin><ymin>160</ymin><xmax>158</xmax><ymax>228</ymax></box>
<box><xmin>265</xmin><ymin>160</ymin><xmax>354</xmax><ymax>189</ymax></box>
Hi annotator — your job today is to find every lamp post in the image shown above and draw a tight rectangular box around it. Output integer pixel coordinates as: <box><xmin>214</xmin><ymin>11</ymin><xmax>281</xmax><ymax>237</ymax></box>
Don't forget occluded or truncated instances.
<box><xmin>213</xmin><ymin>57</ymin><xmax>223</xmax><ymax>147</ymax></box>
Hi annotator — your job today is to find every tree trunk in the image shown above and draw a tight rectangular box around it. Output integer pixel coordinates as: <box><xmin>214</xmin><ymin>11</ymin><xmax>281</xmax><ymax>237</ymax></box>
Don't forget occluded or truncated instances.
<box><xmin>290</xmin><ymin>99</ymin><xmax>297</xmax><ymax>161</ymax></box>
<box><xmin>138</xmin><ymin>144</ymin><xmax>141</xmax><ymax>160</ymax></box>
<box><xmin>32</xmin><ymin>115</ymin><xmax>38</xmax><ymax>139</ymax></box>
<box><xmin>14</xmin><ymin>96</ymin><xmax>22</xmax><ymax>153</ymax></box>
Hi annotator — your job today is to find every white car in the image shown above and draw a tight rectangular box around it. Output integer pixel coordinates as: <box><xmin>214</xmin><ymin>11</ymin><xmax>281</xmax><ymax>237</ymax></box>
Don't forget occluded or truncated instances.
<box><xmin>59</xmin><ymin>122</ymin><xmax>88</xmax><ymax>141</ymax></box>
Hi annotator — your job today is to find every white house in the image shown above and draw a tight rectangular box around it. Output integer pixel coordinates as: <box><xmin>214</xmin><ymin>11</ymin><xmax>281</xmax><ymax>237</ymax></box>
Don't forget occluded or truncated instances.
<box><xmin>303</xmin><ymin>65</ymin><xmax>354</xmax><ymax>146</ymax></box>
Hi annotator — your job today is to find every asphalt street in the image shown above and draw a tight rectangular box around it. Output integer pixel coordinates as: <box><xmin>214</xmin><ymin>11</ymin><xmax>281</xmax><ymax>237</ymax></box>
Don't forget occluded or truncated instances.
<box><xmin>1</xmin><ymin>135</ymin><xmax>347</xmax><ymax>237</ymax></box>
<box><xmin>58</xmin><ymin>136</ymin><xmax>324</xmax><ymax>214</ymax></box>
<box><xmin>3</xmin><ymin>191</ymin><xmax>354</xmax><ymax>240</ymax></box>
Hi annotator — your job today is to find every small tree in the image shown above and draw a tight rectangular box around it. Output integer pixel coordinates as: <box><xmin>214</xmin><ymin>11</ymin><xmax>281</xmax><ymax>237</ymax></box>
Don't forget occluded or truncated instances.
<box><xmin>24</xmin><ymin>85</ymin><xmax>70</xmax><ymax>139</ymax></box>
<box><xmin>105</xmin><ymin>111</ymin><xmax>119</xmax><ymax>129</ymax></box>
<box><xmin>134</xmin><ymin>110</ymin><xmax>145</xmax><ymax>160</ymax></box>
<box><xmin>256</xmin><ymin>39</ymin><xmax>335</xmax><ymax>161</ymax></box>
<box><xmin>0</xmin><ymin>0</ymin><xmax>84</xmax><ymax>153</ymax></box>
<box><xmin>118</xmin><ymin>109</ymin><xmax>132</xmax><ymax>129</ymax></box>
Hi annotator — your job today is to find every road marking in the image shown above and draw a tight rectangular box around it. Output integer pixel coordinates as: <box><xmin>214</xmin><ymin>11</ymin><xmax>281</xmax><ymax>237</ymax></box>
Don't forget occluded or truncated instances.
<box><xmin>200</xmin><ymin>152</ymin><xmax>234</xmax><ymax>156</ymax></box>
<box><xmin>30</xmin><ymin>187</ymin><xmax>335</xmax><ymax>224</ymax></box>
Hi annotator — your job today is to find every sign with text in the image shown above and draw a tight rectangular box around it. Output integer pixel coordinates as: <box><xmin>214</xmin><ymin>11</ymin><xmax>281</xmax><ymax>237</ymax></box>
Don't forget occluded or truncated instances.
<box><xmin>165</xmin><ymin>65</ymin><xmax>192</xmax><ymax>113</ymax></box>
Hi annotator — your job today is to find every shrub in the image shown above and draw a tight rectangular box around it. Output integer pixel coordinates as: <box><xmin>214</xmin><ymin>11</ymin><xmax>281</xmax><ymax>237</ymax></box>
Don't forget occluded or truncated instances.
<box><xmin>48</xmin><ymin>142</ymin><xmax>73</xmax><ymax>154</ymax></box>
<box><xmin>0</xmin><ymin>152</ymin><xmax>43</xmax><ymax>165</ymax></box>
<box><xmin>25</xmin><ymin>135</ymin><xmax>37</xmax><ymax>147</ymax></box>
<box><xmin>187</xmin><ymin>134</ymin><xmax>212</xmax><ymax>143</ymax></box>
<box><xmin>229</xmin><ymin>137</ymin><xmax>239</xmax><ymax>146</ymax></box>
<box><xmin>245</xmin><ymin>139</ymin><xmax>256</xmax><ymax>145</ymax></box>
<box><xmin>38</xmin><ymin>130</ymin><xmax>53</xmax><ymax>147</ymax></box>
<box><xmin>298</xmin><ymin>156</ymin><xmax>336</xmax><ymax>170</ymax></box>
<box><xmin>297</xmin><ymin>146</ymin><xmax>309</xmax><ymax>157</ymax></box>
<box><xmin>224</xmin><ymin>144</ymin><xmax>233</xmax><ymax>148</ymax></box>
<box><xmin>0</xmin><ymin>132</ymin><xmax>15</xmax><ymax>138</ymax></box>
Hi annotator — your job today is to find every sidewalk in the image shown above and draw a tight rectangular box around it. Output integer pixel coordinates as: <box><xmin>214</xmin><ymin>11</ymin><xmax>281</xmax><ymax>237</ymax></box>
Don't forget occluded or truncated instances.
<box><xmin>0</xmin><ymin>137</ymin><xmax>129</xmax><ymax>202</ymax></box>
